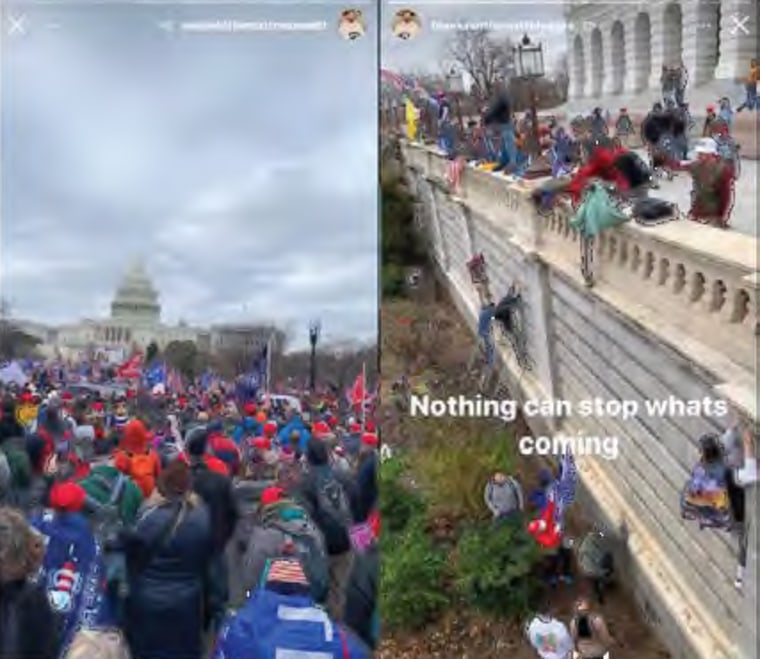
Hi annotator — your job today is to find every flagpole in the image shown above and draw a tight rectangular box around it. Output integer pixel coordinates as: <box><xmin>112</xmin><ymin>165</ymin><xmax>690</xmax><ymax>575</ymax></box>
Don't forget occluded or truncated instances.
<box><xmin>265</xmin><ymin>333</ymin><xmax>273</xmax><ymax>393</ymax></box>
<box><xmin>361</xmin><ymin>361</ymin><xmax>367</xmax><ymax>432</ymax></box>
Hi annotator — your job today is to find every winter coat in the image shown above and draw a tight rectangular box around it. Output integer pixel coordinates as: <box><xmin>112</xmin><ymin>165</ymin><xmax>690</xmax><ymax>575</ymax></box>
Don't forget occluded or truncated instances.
<box><xmin>123</xmin><ymin>496</ymin><xmax>214</xmax><ymax>659</ymax></box>
<box><xmin>188</xmin><ymin>460</ymin><xmax>239</xmax><ymax>552</ymax></box>
<box><xmin>0</xmin><ymin>579</ymin><xmax>61</xmax><ymax>659</ymax></box>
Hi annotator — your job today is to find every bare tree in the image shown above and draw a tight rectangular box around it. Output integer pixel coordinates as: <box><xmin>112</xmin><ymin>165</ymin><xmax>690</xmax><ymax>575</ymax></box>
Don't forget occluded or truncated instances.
<box><xmin>446</xmin><ymin>29</ymin><xmax>515</xmax><ymax>100</ymax></box>
<box><xmin>0</xmin><ymin>298</ymin><xmax>41</xmax><ymax>360</ymax></box>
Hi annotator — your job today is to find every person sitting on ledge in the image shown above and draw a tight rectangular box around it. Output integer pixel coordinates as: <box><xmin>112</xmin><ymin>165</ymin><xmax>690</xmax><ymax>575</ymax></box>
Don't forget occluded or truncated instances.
<box><xmin>531</xmin><ymin>143</ymin><xmax>653</xmax><ymax>210</ymax></box>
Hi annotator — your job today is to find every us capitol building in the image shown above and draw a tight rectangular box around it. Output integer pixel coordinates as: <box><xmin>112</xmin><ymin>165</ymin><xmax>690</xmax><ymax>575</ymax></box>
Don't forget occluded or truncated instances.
<box><xmin>13</xmin><ymin>261</ymin><xmax>268</xmax><ymax>361</ymax></box>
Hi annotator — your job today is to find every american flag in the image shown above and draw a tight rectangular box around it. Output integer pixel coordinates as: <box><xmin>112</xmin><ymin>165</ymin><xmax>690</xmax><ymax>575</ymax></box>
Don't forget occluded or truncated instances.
<box><xmin>380</xmin><ymin>68</ymin><xmax>408</xmax><ymax>91</ymax></box>
<box><xmin>167</xmin><ymin>368</ymin><xmax>184</xmax><ymax>394</ymax></box>
<box><xmin>446</xmin><ymin>156</ymin><xmax>465</xmax><ymax>191</ymax></box>
<box><xmin>550</xmin><ymin>452</ymin><xmax>577</xmax><ymax>527</ymax></box>
<box><xmin>265</xmin><ymin>559</ymin><xmax>308</xmax><ymax>586</ymax></box>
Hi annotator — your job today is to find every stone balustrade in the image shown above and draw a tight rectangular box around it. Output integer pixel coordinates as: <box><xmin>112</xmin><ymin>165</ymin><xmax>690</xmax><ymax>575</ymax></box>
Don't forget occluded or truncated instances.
<box><xmin>403</xmin><ymin>139</ymin><xmax>758</xmax><ymax>416</ymax></box>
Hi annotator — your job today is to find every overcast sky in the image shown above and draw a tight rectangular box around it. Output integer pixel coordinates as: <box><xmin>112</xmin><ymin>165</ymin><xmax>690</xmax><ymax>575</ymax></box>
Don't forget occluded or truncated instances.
<box><xmin>1</xmin><ymin>2</ymin><xmax>377</xmax><ymax>349</ymax></box>
<box><xmin>381</xmin><ymin>1</ymin><xmax>567</xmax><ymax>77</ymax></box>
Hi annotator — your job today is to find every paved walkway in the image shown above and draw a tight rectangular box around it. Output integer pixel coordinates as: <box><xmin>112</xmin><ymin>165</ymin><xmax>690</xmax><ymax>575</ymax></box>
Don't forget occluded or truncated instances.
<box><xmin>631</xmin><ymin>148</ymin><xmax>757</xmax><ymax>237</ymax></box>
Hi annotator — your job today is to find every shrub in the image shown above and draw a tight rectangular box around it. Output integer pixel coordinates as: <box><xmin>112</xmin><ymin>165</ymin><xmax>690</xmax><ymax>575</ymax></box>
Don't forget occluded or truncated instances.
<box><xmin>410</xmin><ymin>422</ymin><xmax>517</xmax><ymax>520</ymax></box>
<box><xmin>454</xmin><ymin>517</ymin><xmax>541</xmax><ymax>617</ymax></box>
<box><xmin>382</xmin><ymin>264</ymin><xmax>407</xmax><ymax>298</ymax></box>
<box><xmin>380</xmin><ymin>523</ymin><xmax>449</xmax><ymax>632</ymax></box>
<box><xmin>380</xmin><ymin>456</ymin><xmax>425</xmax><ymax>534</ymax></box>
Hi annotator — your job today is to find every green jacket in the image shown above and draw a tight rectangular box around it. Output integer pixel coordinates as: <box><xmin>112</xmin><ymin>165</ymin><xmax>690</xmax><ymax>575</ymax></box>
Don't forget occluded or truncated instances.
<box><xmin>79</xmin><ymin>464</ymin><xmax>143</xmax><ymax>524</ymax></box>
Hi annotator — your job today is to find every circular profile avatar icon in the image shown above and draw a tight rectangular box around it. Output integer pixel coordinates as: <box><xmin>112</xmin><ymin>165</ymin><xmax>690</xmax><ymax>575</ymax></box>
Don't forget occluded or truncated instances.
<box><xmin>338</xmin><ymin>8</ymin><xmax>365</xmax><ymax>40</ymax></box>
<box><xmin>392</xmin><ymin>9</ymin><xmax>421</xmax><ymax>40</ymax></box>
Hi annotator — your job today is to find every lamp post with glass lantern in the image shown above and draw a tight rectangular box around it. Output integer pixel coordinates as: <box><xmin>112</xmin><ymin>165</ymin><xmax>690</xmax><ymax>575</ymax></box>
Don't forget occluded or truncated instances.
<box><xmin>514</xmin><ymin>34</ymin><xmax>552</xmax><ymax>179</ymax></box>
<box><xmin>444</xmin><ymin>63</ymin><xmax>466</xmax><ymax>134</ymax></box>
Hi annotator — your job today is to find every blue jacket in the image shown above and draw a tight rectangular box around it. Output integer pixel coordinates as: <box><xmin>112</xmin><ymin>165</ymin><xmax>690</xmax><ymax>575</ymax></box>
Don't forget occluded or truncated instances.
<box><xmin>233</xmin><ymin>417</ymin><xmax>259</xmax><ymax>445</ymax></box>
<box><xmin>213</xmin><ymin>588</ymin><xmax>371</xmax><ymax>659</ymax></box>
<box><xmin>278</xmin><ymin>417</ymin><xmax>311</xmax><ymax>453</ymax></box>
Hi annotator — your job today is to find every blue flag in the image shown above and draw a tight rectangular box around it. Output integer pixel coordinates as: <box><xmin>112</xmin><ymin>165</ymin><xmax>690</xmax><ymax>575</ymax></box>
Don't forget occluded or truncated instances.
<box><xmin>239</xmin><ymin>343</ymin><xmax>268</xmax><ymax>399</ymax></box>
<box><xmin>144</xmin><ymin>361</ymin><xmax>166</xmax><ymax>389</ymax></box>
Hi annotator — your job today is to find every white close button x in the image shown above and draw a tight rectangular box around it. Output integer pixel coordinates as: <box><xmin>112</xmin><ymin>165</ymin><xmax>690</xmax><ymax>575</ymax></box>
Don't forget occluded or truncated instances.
<box><xmin>8</xmin><ymin>14</ymin><xmax>26</xmax><ymax>35</ymax></box>
<box><xmin>730</xmin><ymin>14</ymin><xmax>750</xmax><ymax>36</ymax></box>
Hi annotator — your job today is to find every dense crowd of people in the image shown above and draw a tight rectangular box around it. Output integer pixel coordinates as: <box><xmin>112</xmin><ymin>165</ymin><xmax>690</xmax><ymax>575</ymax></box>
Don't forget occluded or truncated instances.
<box><xmin>0</xmin><ymin>372</ymin><xmax>378</xmax><ymax>658</ymax></box>
<box><xmin>399</xmin><ymin>57</ymin><xmax>757</xmax><ymax>231</ymax></box>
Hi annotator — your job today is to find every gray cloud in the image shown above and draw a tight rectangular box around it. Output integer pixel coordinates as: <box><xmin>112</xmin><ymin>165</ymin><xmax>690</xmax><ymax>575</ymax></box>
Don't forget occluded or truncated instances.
<box><xmin>1</xmin><ymin>2</ymin><xmax>378</xmax><ymax>349</ymax></box>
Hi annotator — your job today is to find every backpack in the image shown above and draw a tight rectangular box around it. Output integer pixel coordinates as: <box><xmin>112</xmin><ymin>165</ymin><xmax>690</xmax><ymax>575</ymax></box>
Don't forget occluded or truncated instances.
<box><xmin>30</xmin><ymin>510</ymin><xmax>117</xmax><ymax>655</ymax></box>
<box><xmin>259</xmin><ymin>502</ymin><xmax>329</xmax><ymax>603</ymax></box>
<box><xmin>314</xmin><ymin>471</ymin><xmax>353</xmax><ymax>548</ymax></box>
<box><xmin>212</xmin><ymin>588</ymin><xmax>371</xmax><ymax>659</ymax></box>
<box><xmin>577</xmin><ymin>532</ymin><xmax>614</xmax><ymax>579</ymax></box>
<box><xmin>79</xmin><ymin>466</ymin><xmax>142</xmax><ymax>543</ymax></box>
<box><xmin>116</xmin><ymin>450</ymin><xmax>158</xmax><ymax>498</ymax></box>
<box><xmin>614</xmin><ymin>151</ymin><xmax>652</xmax><ymax>189</ymax></box>
<box><xmin>680</xmin><ymin>460</ymin><xmax>733</xmax><ymax>530</ymax></box>
<box><xmin>0</xmin><ymin>438</ymin><xmax>33</xmax><ymax>490</ymax></box>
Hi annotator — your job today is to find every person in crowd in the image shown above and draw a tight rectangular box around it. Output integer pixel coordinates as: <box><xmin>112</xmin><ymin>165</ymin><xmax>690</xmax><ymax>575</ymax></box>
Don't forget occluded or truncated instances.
<box><xmin>212</xmin><ymin>557</ymin><xmax>371</xmax><ymax>658</ymax></box>
<box><xmin>718</xmin><ymin>96</ymin><xmax>734</xmax><ymax>130</ymax></box>
<box><xmin>719</xmin><ymin>421</ymin><xmax>757</xmax><ymax>589</ymax></box>
<box><xmin>674</xmin><ymin>137</ymin><xmax>735</xmax><ymax>227</ymax></box>
<box><xmin>113</xmin><ymin>419</ymin><xmax>161</xmax><ymax>499</ymax></box>
<box><xmin>355</xmin><ymin>432</ymin><xmax>378</xmax><ymax>524</ymax></box>
<box><xmin>570</xmin><ymin>597</ymin><xmax>614</xmax><ymax>659</ymax></box>
<box><xmin>297</xmin><ymin>437</ymin><xmax>356</xmax><ymax>621</ymax></box>
<box><xmin>737</xmin><ymin>58</ymin><xmax>759</xmax><ymax>112</ymax></box>
<box><xmin>122</xmin><ymin>458</ymin><xmax>216</xmax><ymax>659</ymax></box>
<box><xmin>485</xmin><ymin>471</ymin><xmax>524</xmax><ymax>520</ymax></box>
<box><xmin>184</xmin><ymin>424</ymin><xmax>239</xmax><ymax>624</ymax></box>
<box><xmin>525</xmin><ymin>605</ymin><xmax>574</xmax><ymax>659</ymax></box>
<box><xmin>0</xmin><ymin>396</ymin><xmax>25</xmax><ymax>444</ymax></box>
<box><xmin>484</xmin><ymin>84</ymin><xmax>518</xmax><ymax>172</ymax></box>
<box><xmin>0</xmin><ymin>506</ymin><xmax>60</xmax><ymax>659</ymax></box>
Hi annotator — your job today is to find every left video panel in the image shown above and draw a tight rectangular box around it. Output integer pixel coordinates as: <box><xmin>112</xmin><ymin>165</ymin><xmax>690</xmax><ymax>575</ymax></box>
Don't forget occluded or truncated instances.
<box><xmin>0</xmin><ymin>2</ymin><xmax>379</xmax><ymax>657</ymax></box>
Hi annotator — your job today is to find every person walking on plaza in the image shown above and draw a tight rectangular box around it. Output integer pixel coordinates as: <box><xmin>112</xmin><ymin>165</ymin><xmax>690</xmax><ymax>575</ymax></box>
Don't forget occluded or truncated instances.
<box><xmin>737</xmin><ymin>59</ymin><xmax>759</xmax><ymax>112</ymax></box>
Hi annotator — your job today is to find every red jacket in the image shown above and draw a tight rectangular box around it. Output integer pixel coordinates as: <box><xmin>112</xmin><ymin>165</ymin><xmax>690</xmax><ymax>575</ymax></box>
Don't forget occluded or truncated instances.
<box><xmin>565</xmin><ymin>146</ymin><xmax>631</xmax><ymax>204</ymax></box>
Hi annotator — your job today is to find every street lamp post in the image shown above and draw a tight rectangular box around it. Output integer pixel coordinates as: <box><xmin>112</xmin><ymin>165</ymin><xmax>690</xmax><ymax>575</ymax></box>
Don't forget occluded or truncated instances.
<box><xmin>514</xmin><ymin>34</ymin><xmax>552</xmax><ymax>179</ymax></box>
<box><xmin>308</xmin><ymin>320</ymin><xmax>321</xmax><ymax>391</ymax></box>
<box><xmin>444</xmin><ymin>63</ymin><xmax>466</xmax><ymax>134</ymax></box>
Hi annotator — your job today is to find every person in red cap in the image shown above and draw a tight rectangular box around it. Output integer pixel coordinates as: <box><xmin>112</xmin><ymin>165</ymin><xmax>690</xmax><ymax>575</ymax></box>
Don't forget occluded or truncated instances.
<box><xmin>703</xmin><ymin>104</ymin><xmax>719</xmax><ymax>137</ymax></box>
<box><xmin>113</xmin><ymin>419</ymin><xmax>161</xmax><ymax>498</ymax></box>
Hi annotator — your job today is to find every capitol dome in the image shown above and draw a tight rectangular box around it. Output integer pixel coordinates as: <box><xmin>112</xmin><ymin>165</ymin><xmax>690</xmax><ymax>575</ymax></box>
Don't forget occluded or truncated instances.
<box><xmin>110</xmin><ymin>259</ymin><xmax>161</xmax><ymax>325</ymax></box>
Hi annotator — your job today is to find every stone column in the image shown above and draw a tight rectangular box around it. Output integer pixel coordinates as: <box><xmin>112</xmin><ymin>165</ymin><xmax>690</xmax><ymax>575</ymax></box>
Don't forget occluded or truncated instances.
<box><xmin>715</xmin><ymin>0</ymin><xmax>757</xmax><ymax>81</ymax></box>
<box><xmin>647</xmin><ymin>7</ymin><xmax>669</xmax><ymax>94</ymax></box>
<box><xmin>568</xmin><ymin>30</ymin><xmax>586</xmax><ymax>100</ymax></box>
<box><xmin>681</xmin><ymin>1</ymin><xmax>718</xmax><ymax>87</ymax></box>
<box><xmin>602</xmin><ymin>21</ymin><xmax>619</xmax><ymax>96</ymax></box>
<box><xmin>623</xmin><ymin>12</ymin><xmax>641</xmax><ymax>94</ymax></box>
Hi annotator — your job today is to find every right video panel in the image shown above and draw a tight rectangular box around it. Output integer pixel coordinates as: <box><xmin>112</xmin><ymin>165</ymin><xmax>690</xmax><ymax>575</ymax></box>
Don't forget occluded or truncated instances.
<box><xmin>379</xmin><ymin>0</ymin><xmax>758</xmax><ymax>657</ymax></box>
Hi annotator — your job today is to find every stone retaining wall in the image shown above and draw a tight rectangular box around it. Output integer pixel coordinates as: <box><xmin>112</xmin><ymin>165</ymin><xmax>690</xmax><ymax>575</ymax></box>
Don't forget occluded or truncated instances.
<box><xmin>402</xmin><ymin>140</ymin><xmax>759</xmax><ymax>659</ymax></box>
